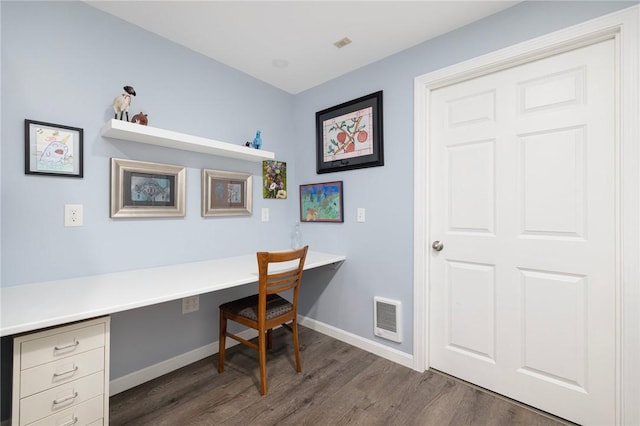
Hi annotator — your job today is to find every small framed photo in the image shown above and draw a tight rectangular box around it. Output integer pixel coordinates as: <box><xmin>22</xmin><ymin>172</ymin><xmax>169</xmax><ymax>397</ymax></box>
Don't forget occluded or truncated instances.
<box><xmin>202</xmin><ymin>169</ymin><xmax>252</xmax><ymax>217</ymax></box>
<box><xmin>110</xmin><ymin>158</ymin><xmax>185</xmax><ymax>218</ymax></box>
<box><xmin>300</xmin><ymin>181</ymin><xmax>344</xmax><ymax>223</ymax></box>
<box><xmin>316</xmin><ymin>91</ymin><xmax>383</xmax><ymax>174</ymax></box>
<box><xmin>25</xmin><ymin>119</ymin><xmax>83</xmax><ymax>177</ymax></box>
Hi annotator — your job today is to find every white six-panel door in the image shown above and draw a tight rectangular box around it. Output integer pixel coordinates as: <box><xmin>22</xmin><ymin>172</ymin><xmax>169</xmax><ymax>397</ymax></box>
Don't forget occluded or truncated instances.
<box><xmin>429</xmin><ymin>39</ymin><xmax>615</xmax><ymax>425</ymax></box>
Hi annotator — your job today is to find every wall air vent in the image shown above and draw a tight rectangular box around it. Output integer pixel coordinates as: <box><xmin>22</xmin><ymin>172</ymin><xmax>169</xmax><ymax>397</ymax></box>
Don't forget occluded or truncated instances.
<box><xmin>374</xmin><ymin>297</ymin><xmax>402</xmax><ymax>342</ymax></box>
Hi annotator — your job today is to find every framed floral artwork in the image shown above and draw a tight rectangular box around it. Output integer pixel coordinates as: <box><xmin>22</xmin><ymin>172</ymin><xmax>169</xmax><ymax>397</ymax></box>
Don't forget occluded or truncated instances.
<box><xmin>262</xmin><ymin>160</ymin><xmax>287</xmax><ymax>199</ymax></box>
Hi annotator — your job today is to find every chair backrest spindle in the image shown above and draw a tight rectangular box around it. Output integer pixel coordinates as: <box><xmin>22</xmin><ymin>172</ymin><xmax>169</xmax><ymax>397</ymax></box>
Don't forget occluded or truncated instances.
<box><xmin>257</xmin><ymin>247</ymin><xmax>308</xmax><ymax>296</ymax></box>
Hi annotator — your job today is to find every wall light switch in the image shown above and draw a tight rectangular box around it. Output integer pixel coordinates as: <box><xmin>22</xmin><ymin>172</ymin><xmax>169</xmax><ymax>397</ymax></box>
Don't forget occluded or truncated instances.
<box><xmin>357</xmin><ymin>208</ymin><xmax>366</xmax><ymax>223</ymax></box>
<box><xmin>261</xmin><ymin>207</ymin><xmax>269</xmax><ymax>222</ymax></box>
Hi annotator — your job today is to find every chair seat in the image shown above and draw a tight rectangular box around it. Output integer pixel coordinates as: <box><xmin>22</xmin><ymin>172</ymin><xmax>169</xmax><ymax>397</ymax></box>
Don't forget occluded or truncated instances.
<box><xmin>220</xmin><ymin>293</ymin><xmax>292</xmax><ymax>321</ymax></box>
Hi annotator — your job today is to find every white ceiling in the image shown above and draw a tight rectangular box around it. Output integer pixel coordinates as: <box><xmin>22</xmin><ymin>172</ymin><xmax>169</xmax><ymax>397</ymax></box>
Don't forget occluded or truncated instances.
<box><xmin>87</xmin><ymin>1</ymin><xmax>520</xmax><ymax>94</ymax></box>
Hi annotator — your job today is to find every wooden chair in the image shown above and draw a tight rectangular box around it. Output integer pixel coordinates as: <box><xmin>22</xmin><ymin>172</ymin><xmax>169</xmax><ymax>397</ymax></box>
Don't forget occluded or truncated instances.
<box><xmin>217</xmin><ymin>246</ymin><xmax>309</xmax><ymax>395</ymax></box>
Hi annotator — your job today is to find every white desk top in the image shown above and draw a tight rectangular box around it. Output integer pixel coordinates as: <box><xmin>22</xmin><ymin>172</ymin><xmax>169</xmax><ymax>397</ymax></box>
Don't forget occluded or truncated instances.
<box><xmin>0</xmin><ymin>250</ymin><xmax>345</xmax><ymax>337</ymax></box>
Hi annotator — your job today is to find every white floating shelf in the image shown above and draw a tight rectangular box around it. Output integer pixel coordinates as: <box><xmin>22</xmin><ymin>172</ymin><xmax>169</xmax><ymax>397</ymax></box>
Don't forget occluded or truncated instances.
<box><xmin>101</xmin><ymin>119</ymin><xmax>274</xmax><ymax>162</ymax></box>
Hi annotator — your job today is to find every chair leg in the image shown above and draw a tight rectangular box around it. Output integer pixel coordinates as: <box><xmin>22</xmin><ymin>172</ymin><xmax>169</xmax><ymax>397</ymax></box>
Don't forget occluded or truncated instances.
<box><xmin>258</xmin><ymin>327</ymin><xmax>268</xmax><ymax>395</ymax></box>
<box><xmin>292</xmin><ymin>318</ymin><xmax>302</xmax><ymax>373</ymax></box>
<box><xmin>218</xmin><ymin>312</ymin><xmax>226</xmax><ymax>373</ymax></box>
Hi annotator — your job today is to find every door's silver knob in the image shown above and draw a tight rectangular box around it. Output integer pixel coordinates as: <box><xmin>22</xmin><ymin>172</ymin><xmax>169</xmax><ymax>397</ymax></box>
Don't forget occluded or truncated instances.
<box><xmin>432</xmin><ymin>240</ymin><xmax>444</xmax><ymax>251</ymax></box>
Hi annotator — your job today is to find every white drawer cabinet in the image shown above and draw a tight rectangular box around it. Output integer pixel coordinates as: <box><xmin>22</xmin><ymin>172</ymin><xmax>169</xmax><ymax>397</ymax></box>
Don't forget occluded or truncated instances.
<box><xmin>12</xmin><ymin>317</ymin><xmax>110</xmax><ymax>426</ymax></box>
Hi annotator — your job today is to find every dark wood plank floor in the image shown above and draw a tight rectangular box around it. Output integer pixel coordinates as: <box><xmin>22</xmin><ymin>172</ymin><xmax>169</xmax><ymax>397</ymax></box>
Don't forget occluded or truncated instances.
<box><xmin>110</xmin><ymin>326</ymin><xmax>571</xmax><ymax>426</ymax></box>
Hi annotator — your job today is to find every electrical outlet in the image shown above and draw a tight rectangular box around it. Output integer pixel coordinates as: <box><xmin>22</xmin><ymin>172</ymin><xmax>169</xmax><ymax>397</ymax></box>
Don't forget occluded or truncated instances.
<box><xmin>357</xmin><ymin>208</ymin><xmax>366</xmax><ymax>223</ymax></box>
<box><xmin>64</xmin><ymin>204</ymin><xmax>83</xmax><ymax>227</ymax></box>
<box><xmin>182</xmin><ymin>295</ymin><xmax>199</xmax><ymax>314</ymax></box>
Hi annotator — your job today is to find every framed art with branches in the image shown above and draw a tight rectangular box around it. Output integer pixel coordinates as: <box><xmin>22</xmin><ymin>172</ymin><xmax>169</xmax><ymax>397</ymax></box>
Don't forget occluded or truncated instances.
<box><xmin>315</xmin><ymin>91</ymin><xmax>383</xmax><ymax>174</ymax></box>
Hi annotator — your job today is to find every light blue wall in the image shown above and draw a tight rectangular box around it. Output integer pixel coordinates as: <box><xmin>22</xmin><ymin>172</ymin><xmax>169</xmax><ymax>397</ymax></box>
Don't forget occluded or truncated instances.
<box><xmin>0</xmin><ymin>1</ymin><xmax>299</xmax><ymax>418</ymax></box>
<box><xmin>1</xmin><ymin>0</ymin><xmax>636</xmax><ymax>421</ymax></box>
<box><xmin>1</xmin><ymin>1</ymin><xmax>297</xmax><ymax>288</ymax></box>
<box><xmin>293</xmin><ymin>0</ymin><xmax>637</xmax><ymax>353</ymax></box>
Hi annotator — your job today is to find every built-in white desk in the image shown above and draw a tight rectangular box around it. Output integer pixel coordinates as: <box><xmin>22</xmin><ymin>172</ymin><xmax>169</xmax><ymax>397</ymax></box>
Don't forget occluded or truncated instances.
<box><xmin>0</xmin><ymin>250</ymin><xmax>345</xmax><ymax>337</ymax></box>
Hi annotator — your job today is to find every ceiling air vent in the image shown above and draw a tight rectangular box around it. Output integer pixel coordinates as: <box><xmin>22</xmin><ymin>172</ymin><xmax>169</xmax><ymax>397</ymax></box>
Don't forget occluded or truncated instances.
<box><xmin>374</xmin><ymin>297</ymin><xmax>402</xmax><ymax>342</ymax></box>
<box><xmin>333</xmin><ymin>37</ymin><xmax>352</xmax><ymax>49</ymax></box>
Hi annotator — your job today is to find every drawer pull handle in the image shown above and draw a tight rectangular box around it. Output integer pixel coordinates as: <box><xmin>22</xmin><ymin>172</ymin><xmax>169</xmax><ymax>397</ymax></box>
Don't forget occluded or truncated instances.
<box><xmin>52</xmin><ymin>391</ymin><xmax>78</xmax><ymax>406</ymax></box>
<box><xmin>59</xmin><ymin>416</ymin><xmax>79</xmax><ymax>426</ymax></box>
<box><xmin>54</xmin><ymin>339</ymin><xmax>80</xmax><ymax>351</ymax></box>
<box><xmin>53</xmin><ymin>365</ymin><xmax>78</xmax><ymax>378</ymax></box>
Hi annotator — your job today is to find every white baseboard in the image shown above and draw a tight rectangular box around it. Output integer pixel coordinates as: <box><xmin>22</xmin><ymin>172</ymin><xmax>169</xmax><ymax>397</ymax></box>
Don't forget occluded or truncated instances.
<box><xmin>109</xmin><ymin>318</ymin><xmax>415</xmax><ymax>396</ymax></box>
<box><xmin>109</xmin><ymin>329</ymin><xmax>258</xmax><ymax>396</ymax></box>
<box><xmin>298</xmin><ymin>315</ymin><xmax>415</xmax><ymax>370</ymax></box>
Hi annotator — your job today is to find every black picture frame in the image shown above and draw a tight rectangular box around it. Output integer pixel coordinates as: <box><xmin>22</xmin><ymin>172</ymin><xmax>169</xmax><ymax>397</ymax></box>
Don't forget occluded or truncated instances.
<box><xmin>315</xmin><ymin>91</ymin><xmax>383</xmax><ymax>174</ymax></box>
<box><xmin>24</xmin><ymin>119</ymin><xmax>83</xmax><ymax>177</ymax></box>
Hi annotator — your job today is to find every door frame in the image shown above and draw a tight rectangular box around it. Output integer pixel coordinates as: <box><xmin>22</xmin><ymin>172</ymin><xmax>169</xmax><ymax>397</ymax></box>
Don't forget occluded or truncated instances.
<box><xmin>413</xmin><ymin>5</ymin><xmax>639</xmax><ymax>425</ymax></box>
